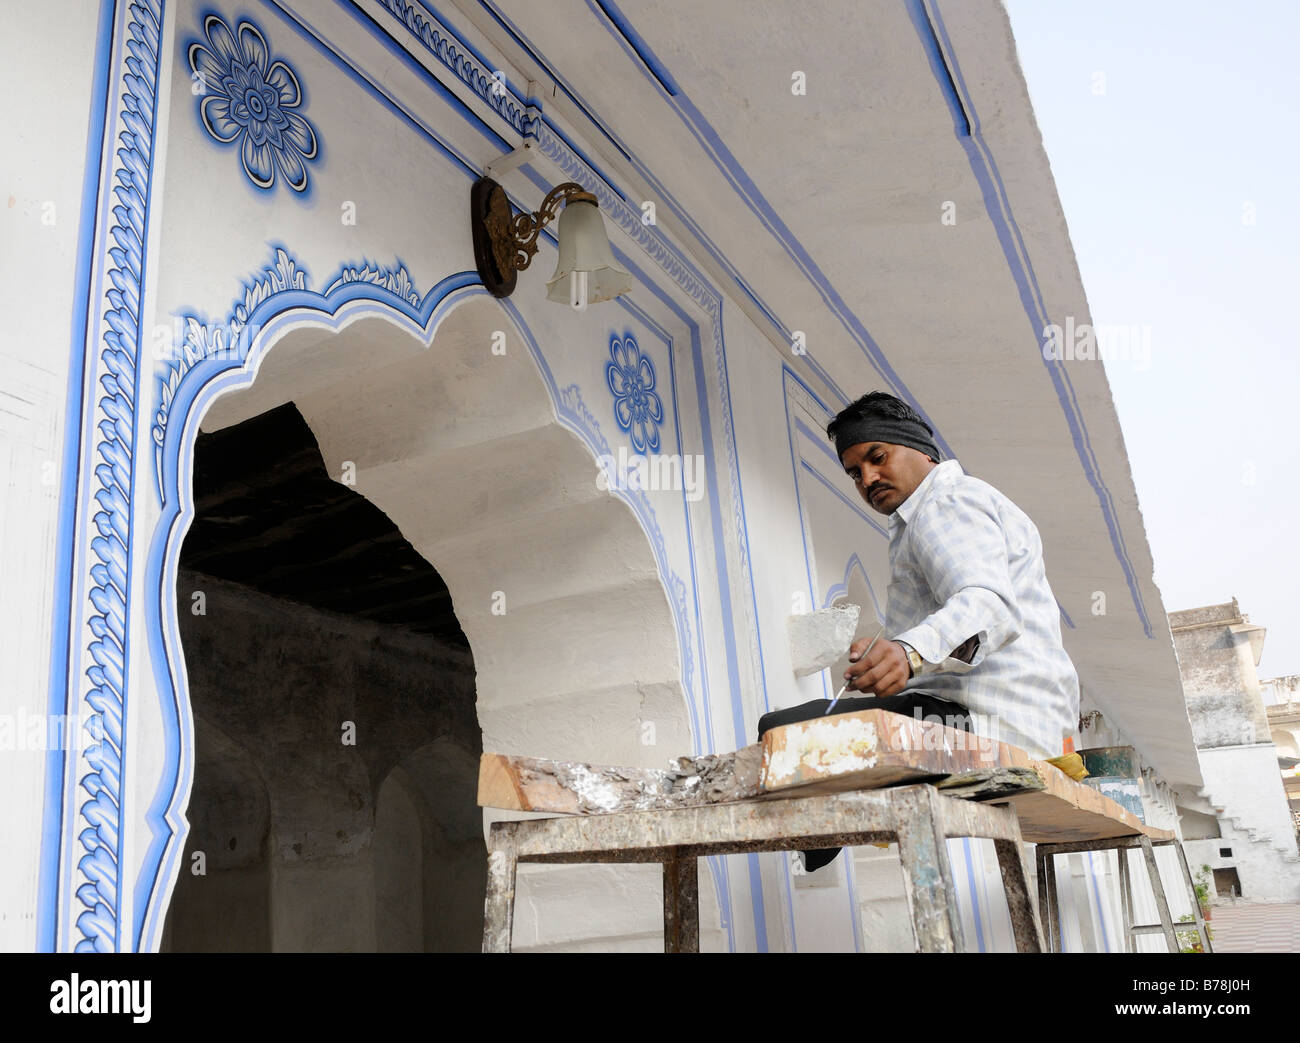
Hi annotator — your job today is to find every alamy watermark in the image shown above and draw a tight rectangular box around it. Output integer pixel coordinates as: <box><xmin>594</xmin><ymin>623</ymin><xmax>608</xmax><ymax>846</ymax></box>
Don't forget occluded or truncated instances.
<box><xmin>1041</xmin><ymin>317</ymin><xmax>1151</xmax><ymax>371</ymax></box>
<box><xmin>149</xmin><ymin>317</ymin><xmax>263</xmax><ymax>364</ymax></box>
<box><xmin>595</xmin><ymin>445</ymin><xmax>705</xmax><ymax>502</ymax></box>
<box><xmin>50</xmin><ymin>975</ymin><xmax>151</xmax><ymax>1023</ymax></box>
<box><xmin>0</xmin><ymin>710</ymin><xmax>103</xmax><ymax>752</ymax></box>
<box><xmin>891</xmin><ymin>708</ymin><xmax>1005</xmax><ymax>762</ymax></box>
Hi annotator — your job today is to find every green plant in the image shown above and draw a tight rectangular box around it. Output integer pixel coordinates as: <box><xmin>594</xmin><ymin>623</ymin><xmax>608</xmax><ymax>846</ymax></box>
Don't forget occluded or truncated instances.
<box><xmin>1175</xmin><ymin>913</ymin><xmax>1214</xmax><ymax>954</ymax></box>
<box><xmin>1192</xmin><ymin>864</ymin><xmax>1213</xmax><ymax>908</ymax></box>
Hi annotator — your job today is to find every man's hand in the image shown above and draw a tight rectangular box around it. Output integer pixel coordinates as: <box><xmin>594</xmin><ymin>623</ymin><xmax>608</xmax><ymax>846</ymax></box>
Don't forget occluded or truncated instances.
<box><xmin>843</xmin><ymin>639</ymin><xmax>911</xmax><ymax>697</ymax></box>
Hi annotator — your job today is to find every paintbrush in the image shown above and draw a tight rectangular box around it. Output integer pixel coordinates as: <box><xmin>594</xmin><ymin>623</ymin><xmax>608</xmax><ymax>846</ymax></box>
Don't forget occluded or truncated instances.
<box><xmin>825</xmin><ymin>623</ymin><xmax>886</xmax><ymax>715</ymax></box>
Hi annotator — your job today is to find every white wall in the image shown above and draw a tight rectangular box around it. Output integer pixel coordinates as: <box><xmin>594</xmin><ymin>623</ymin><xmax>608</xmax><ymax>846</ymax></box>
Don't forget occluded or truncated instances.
<box><xmin>0</xmin><ymin>0</ymin><xmax>109</xmax><ymax>953</ymax></box>
<box><xmin>6</xmin><ymin>0</ymin><xmax>1201</xmax><ymax>954</ymax></box>
<box><xmin>19</xmin><ymin>0</ymin><xmax>767</xmax><ymax>952</ymax></box>
<box><xmin>1188</xmin><ymin>744</ymin><xmax>1300</xmax><ymax>903</ymax></box>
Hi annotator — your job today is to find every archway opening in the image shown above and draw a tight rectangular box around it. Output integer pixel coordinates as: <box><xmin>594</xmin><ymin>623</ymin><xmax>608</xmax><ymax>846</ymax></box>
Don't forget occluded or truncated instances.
<box><xmin>159</xmin><ymin>293</ymin><xmax>704</xmax><ymax>950</ymax></box>
<box><xmin>161</xmin><ymin>401</ymin><xmax>483</xmax><ymax>951</ymax></box>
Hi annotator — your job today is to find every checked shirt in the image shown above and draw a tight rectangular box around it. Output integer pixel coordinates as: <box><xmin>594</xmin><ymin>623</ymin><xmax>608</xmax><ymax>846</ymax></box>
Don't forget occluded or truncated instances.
<box><xmin>886</xmin><ymin>460</ymin><xmax>1080</xmax><ymax>759</ymax></box>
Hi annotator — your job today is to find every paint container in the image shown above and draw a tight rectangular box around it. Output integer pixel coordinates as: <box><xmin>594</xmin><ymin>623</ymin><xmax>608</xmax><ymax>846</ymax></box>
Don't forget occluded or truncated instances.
<box><xmin>1079</xmin><ymin>745</ymin><xmax>1146</xmax><ymax>823</ymax></box>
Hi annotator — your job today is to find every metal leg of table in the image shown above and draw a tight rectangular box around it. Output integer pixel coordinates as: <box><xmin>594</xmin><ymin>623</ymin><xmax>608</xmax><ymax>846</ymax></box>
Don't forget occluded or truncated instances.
<box><xmin>993</xmin><ymin>810</ymin><xmax>1045</xmax><ymax>953</ymax></box>
<box><xmin>1035</xmin><ymin>846</ymin><xmax>1061</xmax><ymax>952</ymax></box>
<box><xmin>893</xmin><ymin>786</ymin><xmax>963</xmax><ymax>952</ymax></box>
<box><xmin>663</xmin><ymin>851</ymin><xmax>700</xmax><ymax>953</ymax></box>
<box><xmin>1117</xmin><ymin>845</ymin><xmax>1134</xmax><ymax>953</ymax></box>
<box><xmin>483</xmin><ymin>822</ymin><xmax>519</xmax><ymax>954</ymax></box>
<box><xmin>481</xmin><ymin>784</ymin><xmax>1044</xmax><ymax>954</ymax></box>
<box><xmin>1139</xmin><ymin>835</ymin><xmax>1178</xmax><ymax>952</ymax></box>
<box><xmin>1173</xmin><ymin>840</ymin><xmax>1214</xmax><ymax>953</ymax></box>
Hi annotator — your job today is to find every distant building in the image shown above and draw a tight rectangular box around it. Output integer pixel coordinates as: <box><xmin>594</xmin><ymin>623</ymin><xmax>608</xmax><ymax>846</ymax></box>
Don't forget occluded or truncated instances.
<box><xmin>1261</xmin><ymin>678</ymin><xmax>1300</xmax><ymax>842</ymax></box>
<box><xmin>1171</xmin><ymin>601</ymin><xmax>1300</xmax><ymax>903</ymax></box>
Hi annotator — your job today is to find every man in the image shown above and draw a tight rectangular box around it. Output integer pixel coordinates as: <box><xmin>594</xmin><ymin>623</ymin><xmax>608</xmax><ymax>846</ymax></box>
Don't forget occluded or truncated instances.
<box><xmin>758</xmin><ymin>391</ymin><xmax>1080</xmax><ymax>869</ymax></box>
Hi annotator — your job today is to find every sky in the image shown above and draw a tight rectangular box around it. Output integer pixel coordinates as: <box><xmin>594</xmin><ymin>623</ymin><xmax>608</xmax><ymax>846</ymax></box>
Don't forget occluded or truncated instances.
<box><xmin>1003</xmin><ymin>0</ymin><xmax>1300</xmax><ymax>683</ymax></box>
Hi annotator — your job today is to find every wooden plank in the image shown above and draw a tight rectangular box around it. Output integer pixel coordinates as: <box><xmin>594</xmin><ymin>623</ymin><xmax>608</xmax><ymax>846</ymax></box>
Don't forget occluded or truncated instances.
<box><xmin>499</xmin><ymin>785</ymin><xmax>1024</xmax><ymax>865</ymax></box>
<box><xmin>759</xmin><ymin>708</ymin><xmax>1169</xmax><ymax>843</ymax></box>
<box><xmin>1002</xmin><ymin>754</ymin><xmax>1172</xmax><ymax>843</ymax></box>
<box><xmin>759</xmin><ymin>707</ymin><xmax>1033</xmax><ymax>796</ymax></box>
<box><xmin>479</xmin><ymin>708</ymin><xmax>1173</xmax><ymax>845</ymax></box>
<box><xmin>1005</xmin><ymin>789</ymin><xmax>1169</xmax><ymax>843</ymax></box>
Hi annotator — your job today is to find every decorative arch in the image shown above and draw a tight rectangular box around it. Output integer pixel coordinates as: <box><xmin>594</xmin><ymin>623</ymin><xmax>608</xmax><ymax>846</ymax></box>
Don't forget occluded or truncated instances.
<box><xmin>130</xmin><ymin>250</ymin><xmax>701</xmax><ymax>951</ymax></box>
<box><xmin>45</xmin><ymin>0</ymin><xmax>751</xmax><ymax>954</ymax></box>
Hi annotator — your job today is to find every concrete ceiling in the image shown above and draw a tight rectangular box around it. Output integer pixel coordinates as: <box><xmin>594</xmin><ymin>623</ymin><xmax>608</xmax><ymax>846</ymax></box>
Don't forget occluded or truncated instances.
<box><xmin>183</xmin><ymin>402</ymin><xmax>469</xmax><ymax>645</ymax></box>
<box><xmin>442</xmin><ymin>0</ymin><xmax>1201</xmax><ymax>786</ymax></box>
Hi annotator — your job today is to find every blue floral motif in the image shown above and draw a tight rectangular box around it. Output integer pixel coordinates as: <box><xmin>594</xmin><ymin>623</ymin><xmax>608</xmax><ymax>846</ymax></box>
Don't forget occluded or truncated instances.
<box><xmin>188</xmin><ymin>14</ymin><xmax>318</xmax><ymax>193</ymax></box>
<box><xmin>605</xmin><ymin>333</ymin><xmax>663</xmax><ymax>454</ymax></box>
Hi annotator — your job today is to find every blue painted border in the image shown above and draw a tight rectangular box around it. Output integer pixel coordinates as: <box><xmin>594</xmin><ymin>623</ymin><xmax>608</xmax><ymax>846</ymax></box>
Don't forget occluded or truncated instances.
<box><xmin>960</xmin><ymin>837</ymin><xmax>987</xmax><ymax>952</ymax></box>
<box><xmin>38</xmin><ymin>0</ymin><xmax>119</xmax><ymax>955</ymax></box>
<box><xmin>822</xmin><ymin>555</ymin><xmax>884</xmax><ymax>623</ymax></box>
<box><xmin>911</xmin><ymin>0</ymin><xmax>1152</xmax><ymax>635</ymax></box>
<box><xmin>604</xmin><ymin>249</ymin><xmax>769</xmax><ymax>949</ymax></box>
<box><xmin>37</xmin><ymin>0</ymin><xmax>167</xmax><ymax>954</ymax></box>
<box><xmin>617</xmin><ymin>297</ymin><xmax>735</xmax><ymax>946</ymax></box>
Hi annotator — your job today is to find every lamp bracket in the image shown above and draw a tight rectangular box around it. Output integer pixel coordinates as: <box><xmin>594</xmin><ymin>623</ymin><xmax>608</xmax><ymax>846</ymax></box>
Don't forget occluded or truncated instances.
<box><xmin>470</xmin><ymin>177</ymin><xmax>596</xmax><ymax>298</ymax></box>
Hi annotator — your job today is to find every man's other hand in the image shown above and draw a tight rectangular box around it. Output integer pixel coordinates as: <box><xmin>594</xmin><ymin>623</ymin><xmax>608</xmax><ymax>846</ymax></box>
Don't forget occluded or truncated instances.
<box><xmin>843</xmin><ymin>639</ymin><xmax>910</xmax><ymax>697</ymax></box>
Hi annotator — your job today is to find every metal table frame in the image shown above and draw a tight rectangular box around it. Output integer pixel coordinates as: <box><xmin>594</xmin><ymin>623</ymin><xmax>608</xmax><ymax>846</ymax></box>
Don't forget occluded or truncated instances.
<box><xmin>483</xmin><ymin>783</ymin><xmax>1045</xmax><ymax>953</ymax></box>
<box><xmin>1034</xmin><ymin>834</ymin><xmax>1213</xmax><ymax>953</ymax></box>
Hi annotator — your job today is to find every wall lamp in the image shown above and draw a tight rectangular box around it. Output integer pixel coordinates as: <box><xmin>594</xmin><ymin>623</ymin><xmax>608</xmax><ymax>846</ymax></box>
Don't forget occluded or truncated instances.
<box><xmin>471</xmin><ymin>175</ymin><xmax>631</xmax><ymax>310</ymax></box>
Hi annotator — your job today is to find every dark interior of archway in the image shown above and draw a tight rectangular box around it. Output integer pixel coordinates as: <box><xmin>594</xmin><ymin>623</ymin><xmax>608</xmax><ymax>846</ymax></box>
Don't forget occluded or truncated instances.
<box><xmin>163</xmin><ymin>401</ymin><xmax>485</xmax><ymax>952</ymax></box>
<box><xmin>180</xmin><ymin>401</ymin><xmax>467</xmax><ymax>644</ymax></box>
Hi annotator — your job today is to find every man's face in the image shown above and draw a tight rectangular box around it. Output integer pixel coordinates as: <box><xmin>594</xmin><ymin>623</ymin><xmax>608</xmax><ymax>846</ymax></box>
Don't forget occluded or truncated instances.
<box><xmin>840</xmin><ymin>441</ymin><xmax>936</xmax><ymax>516</ymax></box>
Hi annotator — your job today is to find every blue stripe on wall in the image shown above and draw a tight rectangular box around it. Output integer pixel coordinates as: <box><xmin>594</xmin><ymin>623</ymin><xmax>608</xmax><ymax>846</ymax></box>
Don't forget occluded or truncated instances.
<box><xmin>38</xmin><ymin>0</ymin><xmax>119</xmax><ymax>954</ymax></box>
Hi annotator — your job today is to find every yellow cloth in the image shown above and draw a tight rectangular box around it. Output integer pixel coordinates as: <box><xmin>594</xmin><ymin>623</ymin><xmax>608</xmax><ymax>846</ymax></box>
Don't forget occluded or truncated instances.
<box><xmin>1044</xmin><ymin>752</ymin><xmax>1088</xmax><ymax>781</ymax></box>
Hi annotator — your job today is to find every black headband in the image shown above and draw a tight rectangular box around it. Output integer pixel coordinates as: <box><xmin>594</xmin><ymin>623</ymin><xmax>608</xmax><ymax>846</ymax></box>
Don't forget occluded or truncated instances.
<box><xmin>832</xmin><ymin>415</ymin><xmax>940</xmax><ymax>463</ymax></box>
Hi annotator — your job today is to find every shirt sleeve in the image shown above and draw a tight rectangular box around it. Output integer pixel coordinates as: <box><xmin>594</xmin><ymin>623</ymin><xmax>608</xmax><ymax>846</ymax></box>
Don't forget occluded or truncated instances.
<box><xmin>892</xmin><ymin>487</ymin><xmax>1023</xmax><ymax>672</ymax></box>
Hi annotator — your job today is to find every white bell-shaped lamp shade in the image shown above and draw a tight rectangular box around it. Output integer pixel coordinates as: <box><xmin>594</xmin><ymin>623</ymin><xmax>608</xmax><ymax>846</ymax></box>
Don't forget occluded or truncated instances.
<box><xmin>546</xmin><ymin>198</ymin><xmax>632</xmax><ymax>310</ymax></box>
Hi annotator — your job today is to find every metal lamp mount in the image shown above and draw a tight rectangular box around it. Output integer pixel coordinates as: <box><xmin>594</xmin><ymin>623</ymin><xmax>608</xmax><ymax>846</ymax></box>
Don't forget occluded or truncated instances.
<box><xmin>471</xmin><ymin>176</ymin><xmax>596</xmax><ymax>299</ymax></box>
